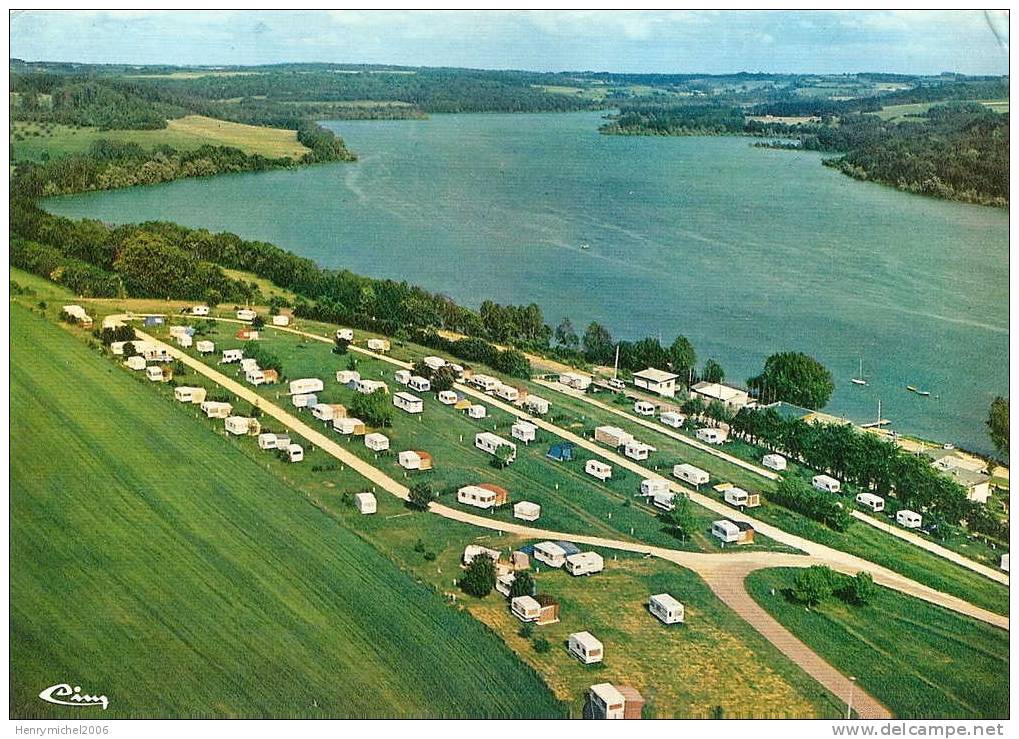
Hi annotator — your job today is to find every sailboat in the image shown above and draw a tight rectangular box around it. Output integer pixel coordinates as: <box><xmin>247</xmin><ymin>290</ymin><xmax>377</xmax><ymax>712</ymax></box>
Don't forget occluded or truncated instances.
<box><xmin>850</xmin><ymin>358</ymin><xmax>867</xmax><ymax>386</ymax></box>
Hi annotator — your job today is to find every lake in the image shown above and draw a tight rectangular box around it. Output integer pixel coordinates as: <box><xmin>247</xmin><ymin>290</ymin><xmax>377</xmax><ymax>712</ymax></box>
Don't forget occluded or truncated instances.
<box><xmin>44</xmin><ymin>111</ymin><xmax>1009</xmax><ymax>455</ymax></box>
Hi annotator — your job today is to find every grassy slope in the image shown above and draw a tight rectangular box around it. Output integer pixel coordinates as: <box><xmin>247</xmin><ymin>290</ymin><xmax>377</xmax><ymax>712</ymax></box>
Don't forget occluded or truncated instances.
<box><xmin>9</xmin><ymin>303</ymin><xmax>563</xmax><ymax>719</ymax></box>
<box><xmin>746</xmin><ymin>569</ymin><xmax>1009</xmax><ymax>719</ymax></box>
<box><xmin>10</xmin><ymin>115</ymin><xmax>309</xmax><ymax>163</ymax></box>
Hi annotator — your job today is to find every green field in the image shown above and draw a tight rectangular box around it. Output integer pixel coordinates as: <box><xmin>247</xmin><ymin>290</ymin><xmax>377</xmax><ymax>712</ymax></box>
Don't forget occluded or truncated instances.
<box><xmin>10</xmin><ymin>115</ymin><xmax>309</xmax><ymax>163</ymax></box>
<box><xmin>9</xmin><ymin>303</ymin><xmax>564</xmax><ymax>719</ymax></box>
<box><xmin>746</xmin><ymin>569</ymin><xmax>1009</xmax><ymax>719</ymax></box>
<box><xmin>874</xmin><ymin>99</ymin><xmax>1009</xmax><ymax>121</ymax></box>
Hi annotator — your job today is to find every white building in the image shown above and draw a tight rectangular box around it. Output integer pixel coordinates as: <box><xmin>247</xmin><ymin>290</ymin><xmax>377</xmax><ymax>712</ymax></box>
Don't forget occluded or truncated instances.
<box><xmin>364</xmin><ymin>433</ymin><xmax>390</xmax><ymax>452</ymax></box>
<box><xmin>408</xmin><ymin>376</ymin><xmax>431</xmax><ymax>392</ymax></box>
<box><xmin>333</xmin><ymin>417</ymin><xmax>366</xmax><ymax>435</ymax></box>
<box><xmin>423</xmin><ymin>356</ymin><xmax>447</xmax><ymax>372</ymax></box>
<box><xmin>533</xmin><ymin>541</ymin><xmax>567</xmax><ymax>568</ymax></box>
<box><xmin>291</xmin><ymin>393</ymin><xmax>317</xmax><ymax>409</ymax></box>
<box><xmin>311</xmin><ymin>403</ymin><xmax>345</xmax><ymax>422</ymax></box>
<box><xmin>225</xmin><ymin>416</ymin><xmax>258</xmax><ymax>436</ymax></box>
<box><xmin>1001</xmin><ymin>553</ymin><xmax>1009</xmax><ymax>572</ymax></box>
<box><xmin>246</xmin><ymin>369</ymin><xmax>265</xmax><ymax>386</ymax></box>
<box><xmin>633</xmin><ymin>400</ymin><xmax>656</xmax><ymax>416</ymax></box>
<box><xmin>335</xmin><ymin>328</ymin><xmax>354</xmax><ymax>342</ymax></box>
<box><xmin>696</xmin><ymin>427</ymin><xmax>728</xmax><ymax>445</ymax></box>
<box><xmin>191</xmin><ymin>305</ymin><xmax>210</xmax><ymax>316</ymax></box>
<box><xmin>125</xmin><ymin>355</ymin><xmax>146</xmax><ymax>371</ymax></box>
<box><xmin>257</xmin><ymin>433</ymin><xmax>278</xmax><ymax>450</ymax></box>
<box><xmin>511</xmin><ymin>595</ymin><xmax>542</xmax><ymax>623</ymax></box>
<box><xmin>513</xmin><ymin>501</ymin><xmax>541</xmax><ymax>522</ymax></box>
<box><xmin>649</xmin><ymin>593</ymin><xmax>685</xmax><ymax>625</ymax></box>
<box><xmin>762</xmin><ymin>453</ymin><xmax>787</xmax><ymax>471</ymax></box>
<box><xmin>272</xmin><ymin>314</ymin><xmax>290</xmax><ymax>326</ymax></box>
<box><xmin>586</xmin><ymin>459</ymin><xmax>613</xmax><ymax>481</ymax></box>
<box><xmin>355</xmin><ymin>492</ymin><xmax>377</xmax><ymax>515</ymax></box>
<box><xmin>690</xmin><ymin>381</ymin><xmax>751</xmax><ymax>410</ymax></box>
<box><xmin>565</xmin><ymin>552</ymin><xmax>604</xmax><ymax>577</ymax></box>
<box><xmin>640</xmin><ymin>478</ymin><xmax>670</xmax><ymax>497</ymax></box>
<box><xmin>437</xmin><ymin>390</ymin><xmax>458</xmax><ymax>405</ymax></box>
<box><xmin>221</xmin><ymin>349</ymin><xmax>244</xmax><ymax>364</ymax></box>
<box><xmin>173</xmin><ymin>386</ymin><xmax>206</xmax><ymax>404</ymax></box>
<box><xmin>812</xmin><ymin>474</ymin><xmax>842</xmax><ymax>494</ymax></box>
<box><xmin>559</xmin><ymin>372</ymin><xmax>592</xmax><ymax>390</ymax></box>
<box><xmin>456</xmin><ymin>484</ymin><xmax>507</xmax><ymax>510</ymax></box>
<box><xmin>525</xmin><ymin>396</ymin><xmax>550</xmax><ymax>415</ymax></box>
<box><xmin>394</xmin><ymin>369</ymin><xmax>412</xmax><ymax>385</ymax></box>
<box><xmin>195</xmin><ymin>340</ymin><xmax>215</xmax><ymax>354</ymax></box>
<box><xmin>366</xmin><ymin>338</ymin><xmax>390</xmax><ymax>352</ymax></box>
<box><xmin>511</xmin><ymin>420</ymin><xmax>537</xmax><ymax>443</ymax></box>
<box><xmin>624</xmin><ymin>440</ymin><xmax>655</xmax><ymax>461</ymax></box>
<box><xmin>474</xmin><ymin>432</ymin><xmax>516</xmax><ymax>463</ymax></box>
<box><xmin>336</xmin><ymin>370</ymin><xmax>360</xmax><ymax>385</ymax></box>
<box><xmin>393</xmin><ymin>392</ymin><xmax>424</xmax><ymax>414</ymax></box>
<box><xmin>201</xmin><ymin>401</ymin><xmax>232</xmax><ymax>419</ymax></box>
<box><xmin>568</xmin><ymin>631</ymin><xmax>604</xmax><ymax>664</ymax></box>
<box><xmin>896</xmin><ymin>509</ymin><xmax>923</xmax><ymax>529</ymax></box>
<box><xmin>673</xmin><ymin>463</ymin><xmax>709</xmax><ymax>487</ymax></box>
<box><xmin>145</xmin><ymin>366</ymin><xmax>164</xmax><ymax>382</ymax></box>
<box><xmin>633</xmin><ymin>368</ymin><xmax>679</xmax><ymax>398</ymax></box>
<box><xmin>289</xmin><ymin>378</ymin><xmax>324</xmax><ymax>396</ymax></box>
<box><xmin>463</xmin><ymin>544</ymin><xmax>501</xmax><ymax>566</ymax></box>
<box><xmin>495</xmin><ymin>384</ymin><xmax>520</xmax><ymax>403</ymax></box>
<box><xmin>659</xmin><ymin>411</ymin><xmax>686</xmax><ymax>428</ymax></box>
<box><xmin>855</xmin><ymin>492</ymin><xmax>885</xmax><ymax>512</ymax></box>
<box><xmin>286</xmin><ymin>444</ymin><xmax>304</xmax><ymax>463</ymax></box>
<box><xmin>356</xmin><ymin>379</ymin><xmax>388</xmax><ymax>395</ymax></box>
<box><xmin>178</xmin><ymin>334</ymin><xmax>193</xmax><ymax>349</ymax></box>
<box><xmin>236</xmin><ymin>308</ymin><xmax>257</xmax><ymax>322</ymax></box>
<box><xmin>470</xmin><ymin>374</ymin><xmax>500</xmax><ymax>392</ymax></box>
<box><xmin>711</xmin><ymin>519</ymin><xmax>743</xmax><ymax>544</ymax></box>
<box><xmin>398</xmin><ymin>450</ymin><xmax>425</xmax><ymax>470</ymax></box>
<box><xmin>724</xmin><ymin>487</ymin><xmax>760</xmax><ymax>509</ymax></box>
<box><xmin>467</xmin><ymin>404</ymin><xmax>487</xmax><ymax>419</ymax></box>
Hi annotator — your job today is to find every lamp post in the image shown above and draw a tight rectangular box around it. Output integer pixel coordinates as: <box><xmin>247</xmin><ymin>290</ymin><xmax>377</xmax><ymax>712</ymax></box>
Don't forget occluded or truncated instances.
<box><xmin>846</xmin><ymin>676</ymin><xmax>857</xmax><ymax>720</ymax></box>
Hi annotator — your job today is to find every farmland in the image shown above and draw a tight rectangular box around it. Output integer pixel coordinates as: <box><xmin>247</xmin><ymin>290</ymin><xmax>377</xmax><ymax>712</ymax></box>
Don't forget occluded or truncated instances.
<box><xmin>10</xmin><ymin>114</ymin><xmax>310</xmax><ymax>163</ymax></box>
<box><xmin>9</xmin><ymin>303</ymin><xmax>564</xmax><ymax>719</ymax></box>
<box><xmin>746</xmin><ymin>569</ymin><xmax>1009</xmax><ymax>719</ymax></box>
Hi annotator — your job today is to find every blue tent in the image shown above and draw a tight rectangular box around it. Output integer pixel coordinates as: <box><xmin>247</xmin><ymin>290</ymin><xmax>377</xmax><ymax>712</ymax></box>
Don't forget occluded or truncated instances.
<box><xmin>547</xmin><ymin>442</ymin><xmax>574</xmax><ymax>462</ymax></box>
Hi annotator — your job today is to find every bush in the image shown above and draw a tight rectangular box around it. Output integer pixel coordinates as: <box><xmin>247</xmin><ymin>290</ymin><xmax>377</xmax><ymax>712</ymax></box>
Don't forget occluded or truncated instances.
<box><xmin>769</xmin><ymin>477</ymin><xmax>853</xmax><ymax>531</ymax></box>
<box><xmin>407</xmin><ymin>482</ymin><xmax>435</xmax><ymax>511</ymax></box>
<box><xmin>460</xmin><ymin>554</ymin><xmax>496</xmax><ymax>598</ymax></box>
<box><xmin>532</xmin><ymin>637</ymin><xmax>551</xmax><ymax>653</ymax></box>
<box><xmin>791</xmin><ymin>566</ymin><xmax>841</xmax><ymax>606</ymax></box>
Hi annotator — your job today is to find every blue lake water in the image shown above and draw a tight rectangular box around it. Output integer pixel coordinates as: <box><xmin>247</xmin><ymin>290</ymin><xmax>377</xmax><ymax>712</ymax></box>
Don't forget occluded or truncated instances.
<box><xmin>44</xmin><ymin>111</ymin><xmax>1009</xmax><ymax>455</ymax></box>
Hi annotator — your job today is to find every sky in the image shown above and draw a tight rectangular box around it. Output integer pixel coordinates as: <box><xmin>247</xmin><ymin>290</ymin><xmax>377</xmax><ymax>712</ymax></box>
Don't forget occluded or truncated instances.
<box><xmin>8</xmin><ymin>10</ymin><xmax>1010</xmax><ymax>75</ymax></box>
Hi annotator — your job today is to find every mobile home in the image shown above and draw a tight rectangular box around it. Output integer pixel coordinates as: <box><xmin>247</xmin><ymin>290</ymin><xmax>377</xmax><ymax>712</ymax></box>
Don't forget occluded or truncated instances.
<box><xmin>178</xmin><ymin>334</ymin><xmax>193</xmax><ymax>349</ymax></box>
<box><xmin>568</xmin><ymin>631</ymin><xmax>604</xmax><ymax>665</ymax></box>
<box><xmin>673</xmin><ymin>463</ymin><xmax>709</xmax><ymax>487</ymax></box>
<box><xmin>594</xmin><ymin>426</ymin><xmax>634</xmax><ymax>448</ymax></box>
<box><xmin>495</xmin><ymin>384</ymin><xmax>520</xmax><ymax>403</ymax></box>
<box><xmin>356</xmin><ymin>379</ymin><xmax>388</xmax><ymax>395</ymax></box>
<box><xmin>565</xmin><ymin>552</ymin><xmax>604</xmax><ymax>577</ymax></box>
<box><xmin>471</xmin><ymin>374</ymin><xmax>500</xmax><ymax>392</ymax></box>
<box><xmin>649</xmin><ymin>593</ymin><xmax>685</xmax><ymax>625</ymax></box>
<box><xmin>257</xmin><ymin>433</ymin><xmax>278</xmax><ymax>450</ymax></box>
<box><xmin>173</xmin><ymin>386</ymin><xmax>206</xmax><ymax>404</ymax></box>
<box><xmin>511</xmin><ymin>595</ymin><xmax>542</xmax><ymax>623</ymax></box>
<box><xmin>896</xmin><ymin>509</ymin><xmax>923</xmax><ymax>529</ymax></box>
<box><xmin>762</xmin><ymin>453</ymin><xmax>787</xmax><ymax>471</ymax></box>
<box><xmin>195</xmin><ymin>340</ymin><xmax>215</xmax><ymax>355</ymax></box>
<box><xmin>724</xmin><ymin>487</ymin><xmax>760</xmax><ymax>509</ymax></box>
<box><xmin>696</xmin><ymin>427</ymin><xmax>728</xmax><ymax>445</ymax></box>
<box><xmin>559</xmin><ymin>372</ymin><xmax>592</xmax><ymax>390</ymax></box>
<box><xmin>245</xmin><ymin>369</ymin><xmax>265</xmax><ymax>386</ymax></box>
<box><xmin>812</xmin><ymin>474</ymin><xmax>842</xmax><ymax>494</ymax></box>
<box><xmin>855</xmin><ymin>492</ymin><xmax>885</xmax><ymax>512</ymax></box>
<box><xmin>659</xmin><ymin>411</ymin><xmax>686</xmax><ymax>428</ymax></box>
<box><xmin>475</xmin><ymin>432</ymin><xmax>517</xmax><ymax>463</ymax></box>
<box><xmin>393</xmin><ymin>392</ymin><xmax>424</xmax><ymax>414</ymax></box>
<box><xmin>355</xmin><ymin>492</ymin><xmax>377</xmax><ymax>515</ymax></box>
<box><xmin>640</xmin><ymin>478</ymin><xmax>670</xmax><ymax>497</ymax></box>
<box><xmin>291</xmin><ymin>393</ymin><xmax>317</xmax><ymax>409</ymax></box>
<box><xmin>423</xmin><ymin>356</ymin><xmax>447</xmax><ymax>372</ymax></box>
<box><xmin>467</xmin><ymin>404</ymin><xmax>487</xmax><ymax>419</ymax></box>
<box><xmin>272</xmin><ymin>314</ymin><xmax>290</xmax><ymax>327</ymax></box>
<box><xmin>312</xmin><ymin>403</ymin><xmax>346</xmax><ymax>422</ymax></box>
<box><xmin>633</xmin><ymin>400</ymin><xmax>656</xmax><ymax>416</ymax></box>
<box><xmin>125</xmin><ymin>355</ymin><xmax>146</xmax><ymax>371</ymax></box>
<box><xmin>333</xmin><ymin>417</ymin><xmax>367</xmax><ymax>436</ymax></box>
<box><xmin>225</xmin><ymin>416</ymin><xmax>260</xmax><ymax>436</ymax></box>
<box><xmin>201</xmin><ymin>401</ymin><xmax>232</xmax><ymax>419</ymax></box>
<box><xmin>457</xmin><ymin>483</ymin><xmax>509</xmax><ymax>510</ymax></box>
<box><xmin>437</xmin><ymin>390</ymin><xmax>458</xmax><ymax>405</ymax></box>
<box><xmin>221</xmin><ymin>349</ymin><xmax>244</xmax><ymax>364</ymax></box>
<box><xmin>585</xmin><ymin>459</ymin><xmax>613</xmax><ymax>481</ymax></box>
<box><xmin>366</xmin><ymin>338</ymin><xmax>390</xmax><ymax>352</ymax></box>
<box><xmin>513</xmin><ymin>501</ymin><xmax>541</xmax><ymax>522</ymax></box>
<box><xmin>335</xmin><ymin>328</ymin><xmax>354</xmax><ymax>342</ymax></box>
<box><xmin>145</xmin><ymin>366</ymin><xmax>165</xmax><ymax>382</ymax></box>
<box><xmin>525</xmin><ymin>396</ymin><xmax>550</xmax><ymax>415</ymax></box>
<box><xmin>336</xmin><ymin>370</ymin><xmax>360</xmax><ymax>385</ymax></box>
<box><xmin>588</xmin><ymin>683</ymin><xmax>626</xmax><ymax>720</ymax></box>
<box><xmin>191</xmin><ymin>305</ymin><xmax>210</xmax><ymax>316</ymax></box>
<box><xmin>408</xmin><ymin>376</ymin><xmax>431</xmax><ymax>392</ymax></box>
<box><xmin>394</xmin><ymin>369</ymin><xmax>412</xmax><ymax>385</ymax></box>
<box><xmin>398</xmin><ymin>450</ymin><xmax>433</xmax><ymax>471</ymax></box>
<box><xmin>286</xmin><ymin>444</ymin><xmax>304</xmax><ymax>462</ymax></box>
<box><xmin>463</xmin><ymin>544</ymin><xmax>502</xmax><ymax>566</ymax></box>
<box><xmin>364</xmin><ymin>433</ymin><xmax>390</xmax><ymax>452</ymax></box>
<box><xmin>650</xmin><ymin>490</ymin><xmax>676</xmax><ymax>511</ymax></box>
<box><xmin>533</xmin><ymin>541</ymin><xmax>568</xmax><ymax>568</ymax></box>
<box><xmin>240</xmin><ymin>358</ymin><xmax>260</xmax><ymax>373</ymax></box>
<box><xmin>236</xmin><ymin>309</ymin><xmax>257</xmax><ymax>322</ymax></box>
<box><xmin>711</xmin><ymin>519</ymin><xmax>755</xmax><ymax>545</ymax></box>
<box><xmin>289</xmin><ymin>378</ymin><xmax>324</xmax><ymax>396</ymax></box>
<box><xmin>624</xmin><ymin>440</ymin><xmax>655</xmax><ymax>461</ymax></box>
<box><xmin>511</xmin><ymin>420</ymin><xmax>537</xmax><ymax>443</ymax></box>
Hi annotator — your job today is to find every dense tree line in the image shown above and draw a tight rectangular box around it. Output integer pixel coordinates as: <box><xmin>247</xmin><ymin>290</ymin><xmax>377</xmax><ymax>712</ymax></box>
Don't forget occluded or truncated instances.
<box><xmin>730</xmin><ymin>406</ymin><xmax>990</xmax><ymax>532</ymax></box>
<box><xmin>600</xmin><ymin>104</ymin><xmax>745</xmax><ymax>136</ymax></box>
<box><xmin>10</xmin><ymin>236</ymin><xmax>122</xmax><ymax>297</ymax></box>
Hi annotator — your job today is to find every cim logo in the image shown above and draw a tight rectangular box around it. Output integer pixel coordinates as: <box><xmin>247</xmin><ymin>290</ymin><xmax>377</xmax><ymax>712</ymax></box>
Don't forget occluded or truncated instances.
<box><xmin>39</xmin><ymin>683</ymin><xmax>109</xmax><ymax>710</ymax></box>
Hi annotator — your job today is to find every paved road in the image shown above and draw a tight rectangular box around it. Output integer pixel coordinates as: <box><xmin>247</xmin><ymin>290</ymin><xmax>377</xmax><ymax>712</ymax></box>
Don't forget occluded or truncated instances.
<box><xmin>127</xmin><ymin>318</ymin><xmax>1009</xmax><ymax>719</ymax></box>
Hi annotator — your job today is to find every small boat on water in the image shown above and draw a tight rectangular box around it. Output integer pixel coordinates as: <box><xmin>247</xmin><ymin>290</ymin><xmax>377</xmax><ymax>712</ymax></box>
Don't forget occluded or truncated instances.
<box><xmin>851</xmin><ymin>358</ymin><xmax>867</xmax><ymax>386</ymax></box>
<box><xmin>580</xmin><ymin>243</ymin><xmax>590</xmax><ymax>251</ymax></box>
<box><xmin>906</xmin><ymin>385</ymin><xmax>931</xmax><ymax>397</ymax></box>
<box><xmin>906</xmin><ymin>385</ymin><xmax>917</xmax><ymax>393</ymax></box>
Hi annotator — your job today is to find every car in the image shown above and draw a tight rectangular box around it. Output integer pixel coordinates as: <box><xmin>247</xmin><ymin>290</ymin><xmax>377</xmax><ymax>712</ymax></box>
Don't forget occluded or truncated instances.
<box><xmin>607</xmin><ymin>378</ymin><xmax>625</xmax><ymax>391</ymax></box>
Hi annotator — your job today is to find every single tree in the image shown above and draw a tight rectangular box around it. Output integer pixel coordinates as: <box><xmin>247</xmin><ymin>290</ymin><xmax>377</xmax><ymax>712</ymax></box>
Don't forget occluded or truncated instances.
<box><xmin>251</xmin><ymin>315</ymin><xmax>265</xmax><ymax>330</ymax></box>
<box><xmin>460</xmin><ymin>553</ymin><xmax>496</xmax><ymax>597</ymax></box>
<box><xmin>431</xmin><ymin>365</ymin><xmax>456</xmax><ymax>393</ymax></box>
<box><xmin>701</xmin><ymin>358</ymin><xmax>725</xmax><ymax>384</ymax></box>
<box><xmin>987</xmin><ymin>396</ymin><xmax>1009</xmax><ymax>457</ymax></box>
<box><xmin>668</xmin><ymin>335</ymin><xmax>697</xmax><ymax>380</ymax></box>
<box><xmin>492</xmin><ymin>443</ymin><xmax>514</xmax><ymax>469</ymax></box>
<box><xmin>509</xmin><ymin>571</ymin><xmax>535</xmax><ymax>598</ymax></box>
<box><xmin>333</xmin><ymin>336</ymin><xmax>350</xmax><ymax>355</ymax></box>
<box><xmin>747</xmin><ymin>352</ymin><xmax>834</xmax><ymax>409</ymax></box>
<box><xmin>407</xmin><ymin>482</ymin><xmax>435</xmax><ymax>511</ymax></box>
<box><xmin>840</xmin><ymin>571</ymin><xmax>877</xmax><ymax>606</ymax></box>
<box><xmin>791</xmin><ymin>566</ymin><xmax>839</xmax><ymax>606</ymax></box>
<box><xmin>554</xmin><ymin>317</ymin><xmax>579</xmax><ymax>349</ymax></box>
<box><xmin>582</xmin><ymin>322</ymin><xmax>614</xmax><ymax>364</ymax></box>
<box><xmin>350</xmin><ymin>387</ymin><xmax>393</xmax><ymax>428</ymax></box>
